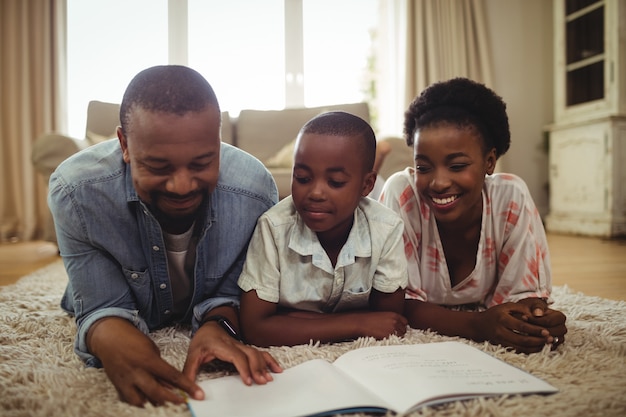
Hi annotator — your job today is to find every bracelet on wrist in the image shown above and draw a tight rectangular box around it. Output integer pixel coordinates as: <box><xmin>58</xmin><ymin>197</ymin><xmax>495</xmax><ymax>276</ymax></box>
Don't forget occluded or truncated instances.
<box><xmin>202</xmin><ymin>314</ymin><xmax>240</xmax><ymax>341</ymax></box>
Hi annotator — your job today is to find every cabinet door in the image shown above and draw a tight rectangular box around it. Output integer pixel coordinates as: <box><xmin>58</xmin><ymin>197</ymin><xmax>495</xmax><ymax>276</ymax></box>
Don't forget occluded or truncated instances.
<box><xmin>549</xmin><ymin>123</ymin><xmax>609</xmax><ymax>215</ymax></box>
<box><xmin>554</xmin><ymin>0</ymin><xmax>625</xmax><ymax>123</ymax></box>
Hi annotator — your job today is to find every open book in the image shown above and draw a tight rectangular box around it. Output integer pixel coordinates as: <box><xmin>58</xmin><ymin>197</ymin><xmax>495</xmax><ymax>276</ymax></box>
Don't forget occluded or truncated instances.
<box><xmin>188</xmin><ymin>341</ymin><xmax>557</xmax><ymax>417</ymax></box>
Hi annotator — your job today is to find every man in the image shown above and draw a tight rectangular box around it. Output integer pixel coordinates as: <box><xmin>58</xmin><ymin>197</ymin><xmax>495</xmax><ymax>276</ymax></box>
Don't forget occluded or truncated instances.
<box><xmin>49</xmin><ymin>65</ymin><xmax>281</xmax><ymax>407</ymax></box>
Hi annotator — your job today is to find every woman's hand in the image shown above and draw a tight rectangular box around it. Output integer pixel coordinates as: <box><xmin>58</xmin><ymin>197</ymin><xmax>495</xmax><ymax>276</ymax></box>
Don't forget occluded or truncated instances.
<box><xmin>477</xmin><ymin>299</ymin><xmax>566</xmax><ymax>353</ymax></box>
<box><xmin>516</xmin><ymin>298</ymin><xmax>568</xmax><ymax>350</ymax></box>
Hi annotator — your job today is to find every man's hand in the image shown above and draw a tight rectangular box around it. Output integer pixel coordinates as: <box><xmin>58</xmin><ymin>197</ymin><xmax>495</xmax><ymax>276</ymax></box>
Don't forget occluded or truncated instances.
<box><xmin>182</xmin><ymin>320</ymin><xmax>282</xmax><ymax>386</ymax></box>
<box><xmin>87</xmin><ymin>317</ymin><xmax>203</xmax><ymax>407</ymax></box>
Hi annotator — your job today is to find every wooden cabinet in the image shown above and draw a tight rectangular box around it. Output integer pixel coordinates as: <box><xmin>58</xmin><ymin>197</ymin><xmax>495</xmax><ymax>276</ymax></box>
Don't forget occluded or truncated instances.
<box><xmin>546</xmin><ymin>0</ymin><xmax>626</xmax><ymax>237</ymax></box>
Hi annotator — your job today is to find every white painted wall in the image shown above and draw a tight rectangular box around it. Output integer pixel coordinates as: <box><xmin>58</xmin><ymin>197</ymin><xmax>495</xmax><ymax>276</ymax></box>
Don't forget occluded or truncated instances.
<box><xmin>484</xmin><ymin>0</ymin><xmax>554</xmax><ymax>217</ymax></box>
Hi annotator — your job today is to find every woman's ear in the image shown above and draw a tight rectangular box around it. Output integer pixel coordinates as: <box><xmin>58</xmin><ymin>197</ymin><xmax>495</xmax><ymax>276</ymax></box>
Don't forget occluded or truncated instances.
<box><xmin>485</xmin><ymin>148</ymin><xmax>497</xmax><ymax>175</ymax></box>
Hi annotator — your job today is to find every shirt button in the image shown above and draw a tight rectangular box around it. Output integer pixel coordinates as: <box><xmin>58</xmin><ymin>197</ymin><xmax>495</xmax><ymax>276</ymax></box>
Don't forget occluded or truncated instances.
<box><xmin>152</xmin><ymin>245</ymin><xmax>160</xmax><ymax>251</ymax></box>
<box><xmin>164</xmin><ymin>310</ymin><xmax>171</xmax><ymax>315</ymax></box>
<box><xmin>159</xmin><ymin>283</ymin><xmax>167</xmax><ymax>289</ymax></box>
<box><xmin>130</xmin><ymin>273</ymin><xmax>139</xmax><ymax>279</ymax></box>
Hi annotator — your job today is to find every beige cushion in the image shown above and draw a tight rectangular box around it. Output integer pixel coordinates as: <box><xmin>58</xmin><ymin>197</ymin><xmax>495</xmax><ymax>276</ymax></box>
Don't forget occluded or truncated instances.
<box><xmin>86</xmin><ymin>130</ymin><xmax>116</xmax><ymax>145</ymax></box>
<box><xmin>31</xmin><ymin>133</ymin><xmax>87</xmax><ymax>180</ymax></box>
<box><xmin>220</xmin><ymin>111</ymin><xmax>234</xmax><ymax>145</ymax></box>
<box><xmin>85</xmin><ymin>100</ymin><xmax>120</xmax><ymax>139</ymax></box>
<box><xmin>264</xmin><ymin>138</ymin><xmax>296</xmax><ymax>168</ymax></box>
<box><xmin>236</xmin><ymin>102</ymin><xmax>370</xmax><ymax>163</ymax></box>
<box><xmin>377</xmin><ymin>136</ymin><xmax>414</xmax><ymax>179</ymax></box>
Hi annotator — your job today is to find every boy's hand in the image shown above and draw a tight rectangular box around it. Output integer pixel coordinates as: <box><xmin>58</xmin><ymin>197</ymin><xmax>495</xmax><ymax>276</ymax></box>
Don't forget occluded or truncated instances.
<box><xmin>358</xmin><ymin>311</ymin><xmax>408</xmax><ymax>339</ymax></box>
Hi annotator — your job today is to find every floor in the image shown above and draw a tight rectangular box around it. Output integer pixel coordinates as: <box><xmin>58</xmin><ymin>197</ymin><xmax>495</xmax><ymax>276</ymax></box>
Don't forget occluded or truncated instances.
<box><xmin>1</xmin><ymin>233</ymin><xmax>625</xmax><ymax>301</ymax></box>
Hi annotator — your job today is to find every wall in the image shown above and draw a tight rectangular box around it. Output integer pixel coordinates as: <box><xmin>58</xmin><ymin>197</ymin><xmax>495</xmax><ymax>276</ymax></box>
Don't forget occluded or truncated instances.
<box><xmin>484</xmin><ymin>0</ymin><xmax>554</xmax><ymax>217</ymax></box>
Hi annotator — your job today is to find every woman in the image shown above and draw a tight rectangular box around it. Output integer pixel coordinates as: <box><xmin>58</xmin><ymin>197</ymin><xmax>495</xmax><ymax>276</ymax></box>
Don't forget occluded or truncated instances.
<box><xmin>379</xmin><ymin>78</ymin><xmax>567</xmax><ymax>354</ymax></box>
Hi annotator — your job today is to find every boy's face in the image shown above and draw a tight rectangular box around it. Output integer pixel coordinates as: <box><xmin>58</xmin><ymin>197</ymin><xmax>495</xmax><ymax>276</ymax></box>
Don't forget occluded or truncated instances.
<box><xmin>291</xmin><ymin>133</ymin><xmax>376</xmax><ymax>243</ymax></box>
<box><xmin>118</xmin><ymin>105</ymin><xmax>221</xmax><ymax>233</ymax></box>
<box><xmin>413</xmin><ymin>124</ymin><xmax>496</xmax><ymax>228</ymax></box>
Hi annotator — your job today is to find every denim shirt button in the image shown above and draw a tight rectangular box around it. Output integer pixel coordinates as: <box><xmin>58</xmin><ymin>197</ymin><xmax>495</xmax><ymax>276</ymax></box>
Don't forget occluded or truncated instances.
<box><xmin>130</xmin><ymin>273</ymin><xmax>139</xmax><ymax>279</ymax></box>
<box><xmin>164</xmin><ymin>310</ymin><xmax>171</xmax><ymax>315</ymax></box>
<box><xmin>159</xmin><ymin>283</ymin><xmax>167</xmax><ymax>289</ymax></box>
<box><xmin>152</xmin><ymin>245</ymin><xmax>160</xmax><ymax>251</ymax></box>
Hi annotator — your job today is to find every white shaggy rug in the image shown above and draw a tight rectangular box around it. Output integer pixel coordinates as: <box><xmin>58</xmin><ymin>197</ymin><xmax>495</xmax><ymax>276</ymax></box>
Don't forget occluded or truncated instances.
<box><xmin>1</xmin><ymin>260</ymin><xmax>625</xmax><ymax>417</ymax></box>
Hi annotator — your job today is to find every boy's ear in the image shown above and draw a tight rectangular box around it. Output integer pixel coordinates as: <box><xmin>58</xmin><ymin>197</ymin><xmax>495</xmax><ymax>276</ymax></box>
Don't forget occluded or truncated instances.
<box><xmin>361</xmin><ymin>171</ymin><xmax>377</xmax><ymax>196</ymax></box>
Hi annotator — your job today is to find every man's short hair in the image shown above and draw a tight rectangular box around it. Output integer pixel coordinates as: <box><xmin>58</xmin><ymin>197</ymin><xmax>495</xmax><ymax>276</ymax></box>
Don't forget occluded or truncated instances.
<box><xmin>120</xmin><ymin>65</ymin><xmax>220</xmax><ymax>135</ymax></box>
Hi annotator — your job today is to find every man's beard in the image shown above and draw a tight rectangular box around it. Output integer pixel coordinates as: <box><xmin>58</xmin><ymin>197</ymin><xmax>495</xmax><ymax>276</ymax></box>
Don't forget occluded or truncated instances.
<box><xmin>148</xmin><ymin>191</ymin><xmax>207</xmax><ymax>234</ymax></box>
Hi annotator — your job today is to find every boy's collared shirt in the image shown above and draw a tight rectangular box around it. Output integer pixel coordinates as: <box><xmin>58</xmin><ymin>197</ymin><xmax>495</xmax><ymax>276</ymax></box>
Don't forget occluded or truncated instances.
<box><xmin>238</xmin><ymin>196</ymin><xmax>407</xmax><ymax>313</ymax></box>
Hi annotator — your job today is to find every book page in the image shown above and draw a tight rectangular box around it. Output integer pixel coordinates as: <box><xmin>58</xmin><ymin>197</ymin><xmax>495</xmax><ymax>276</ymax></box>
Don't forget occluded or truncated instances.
<box><xmin>188</xmin><ymin>358</ymin><xmax>391</xmax><ymax>417</ymax></box>
<box><xmin>332</xmin><ymin>341</ymin><xmax>558</xmax><ymax>414</ymax></box>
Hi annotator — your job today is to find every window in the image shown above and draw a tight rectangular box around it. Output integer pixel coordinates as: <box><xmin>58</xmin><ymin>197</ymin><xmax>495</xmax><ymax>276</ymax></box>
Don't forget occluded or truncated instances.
<box><xmin>301</xmin><ymin>0</ymin><xmax>378</xmax><ymax>108</ymax></box>
<box><xmin>67</xmin><ymin>0</ymin><xmax>168</xmax><ymax>138</ymax></box>
<box><xmin>67</xmin><ymin>0</ymin><xmax>378</xmax><ymax>137</ymax></box>
<box><xmin>187</xmin><ymin>0</ymin><xmax>286</xmax><ymax>113</ymax></box>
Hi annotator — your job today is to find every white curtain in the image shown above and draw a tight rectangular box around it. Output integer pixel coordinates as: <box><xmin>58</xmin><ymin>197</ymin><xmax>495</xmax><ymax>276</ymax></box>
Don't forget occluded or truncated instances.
<box><xmin>0</xmin><ymin>0</ymin><xmax>67</xmax><ymax>242</ymax></box>
<box><xmin>376</xmin><ymin>0</ymin><xmax>493</xmax><ymax>137</ymax></box>
<box><xmin>0</xmin><ymin>0</ymin><xmax>66</xmax><ymax>242</ymax></box>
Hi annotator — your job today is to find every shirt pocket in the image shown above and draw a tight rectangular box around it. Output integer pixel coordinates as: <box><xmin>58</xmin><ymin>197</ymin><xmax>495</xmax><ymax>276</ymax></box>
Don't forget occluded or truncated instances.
<box><xmin>337</xmin><ymin>285</ymin><xmax>372</xmax><ymax>311</ymax></box>
<box><xmin>123</xmin><ymin>267</ymin><xmax>151</xmax><ymax>307</ymax></box>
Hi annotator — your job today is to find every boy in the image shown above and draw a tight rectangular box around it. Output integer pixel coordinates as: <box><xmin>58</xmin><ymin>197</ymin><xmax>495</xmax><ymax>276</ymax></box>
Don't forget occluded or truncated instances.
<box><xmin>238</xmin><ymin>111</ymin><xmax>408</xmax><ymax>347</ymax></box>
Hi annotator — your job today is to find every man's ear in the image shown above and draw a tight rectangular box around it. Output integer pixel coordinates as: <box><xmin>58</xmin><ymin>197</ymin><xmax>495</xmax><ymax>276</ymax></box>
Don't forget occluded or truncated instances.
<box><xmin>485</xmin><ymin>148</ymin><xmax>497</xmax><ymax>175</ymax></box>
<box><xmin>361</xmin><ymin>171</ymin><xmax>377</xmax><ymax>196</ymax></box>
<box><xmin>117</xmin><ymin>126</ymin><xmax>130</xmax><ymax>164</ymax></box>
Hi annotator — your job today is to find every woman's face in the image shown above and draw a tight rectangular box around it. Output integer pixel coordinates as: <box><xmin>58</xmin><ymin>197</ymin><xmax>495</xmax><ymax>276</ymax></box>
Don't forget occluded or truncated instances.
<box><xmin>413</xmin><ymin>124</ymin><xmax>496</xmax><ymax>228</ymax></box>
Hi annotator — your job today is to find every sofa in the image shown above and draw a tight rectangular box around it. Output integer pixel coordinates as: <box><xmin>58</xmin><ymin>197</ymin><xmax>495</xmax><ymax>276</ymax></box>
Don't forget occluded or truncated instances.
<box><xmin>32</xmin><ymin>101</ymin><xmax>413</xmax><ymax>240</ymax></box>
<box><xmin>222</xmin><ymin>102</ymin><xmax>412</xmax><ymax>199</ymax></box>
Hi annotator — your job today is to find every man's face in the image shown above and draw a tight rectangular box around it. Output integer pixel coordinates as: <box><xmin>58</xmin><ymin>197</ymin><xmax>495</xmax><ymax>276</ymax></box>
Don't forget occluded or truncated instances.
<box><xmin>118</xmin><ymin>105</ymin><xmax>221</xmax><ymax>232</ymax></box>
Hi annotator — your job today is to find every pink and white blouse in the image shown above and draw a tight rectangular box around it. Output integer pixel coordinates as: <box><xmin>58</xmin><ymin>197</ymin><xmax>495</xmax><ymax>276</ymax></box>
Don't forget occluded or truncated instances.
<box><xmin>379</xmin><ymin>168</ymin><xmax>552</xmax><ymax>308</ymax></box>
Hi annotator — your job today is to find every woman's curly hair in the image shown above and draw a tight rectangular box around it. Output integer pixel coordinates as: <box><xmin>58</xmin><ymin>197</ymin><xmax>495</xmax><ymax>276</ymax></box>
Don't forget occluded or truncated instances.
<box><xmin>403</xmin><ymin>77</ymin><xmax>510</xmax><ymax>158</ymax></box>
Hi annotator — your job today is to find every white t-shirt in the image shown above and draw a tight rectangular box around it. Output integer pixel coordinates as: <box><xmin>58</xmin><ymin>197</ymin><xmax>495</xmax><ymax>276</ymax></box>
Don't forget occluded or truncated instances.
<box><xmin>379</xmin><ymin>168</ymin><xmax>551</xmax><ymax>308</ymax></box>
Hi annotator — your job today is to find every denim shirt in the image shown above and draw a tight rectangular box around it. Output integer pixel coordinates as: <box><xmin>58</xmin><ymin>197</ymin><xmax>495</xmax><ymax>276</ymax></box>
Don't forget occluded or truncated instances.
<box><xmin>48</xmin><ymin>139</ymin><xmax>278</xmax><ymax>366</ymax></box>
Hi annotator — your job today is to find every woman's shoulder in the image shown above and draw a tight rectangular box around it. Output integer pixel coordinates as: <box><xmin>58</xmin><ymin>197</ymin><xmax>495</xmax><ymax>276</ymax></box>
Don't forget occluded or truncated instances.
<box><xmin>485</xmin><ymin>173</ymin><xmax>531</xmax><ymax>196</ymax></box>
<box><xmin>484</xmin><ymin>173</ymin><xmax>539</xmax><ymax>216</ymax></box>
<box><xmin>380</xmin><ymin>167</ymin><xmax>416</xmax><ymax>202</ymax></box>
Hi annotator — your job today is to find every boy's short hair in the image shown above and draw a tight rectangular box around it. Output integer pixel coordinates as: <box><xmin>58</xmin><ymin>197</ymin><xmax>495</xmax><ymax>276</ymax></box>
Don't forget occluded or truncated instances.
<box><xmin>120</xmin><ymin>65</ymin><xmax>220</xmax><ymax>136</ymax></box>
<box><xmin>403</xmin><ymin>77</ymin><xmax>511</xmax><ymax>158</ymax></box>
<box><xmin>299</xmin><ymin>111</ymin><xmax>377</xmax><ymax>171</ymax></box>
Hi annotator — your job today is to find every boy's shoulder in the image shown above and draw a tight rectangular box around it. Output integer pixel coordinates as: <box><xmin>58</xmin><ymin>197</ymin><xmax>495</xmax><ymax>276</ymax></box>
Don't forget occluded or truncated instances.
<box><xmin>261</xmin><ymin>196</ymin><xmax>298</xmax><ymax>224</ymax></box>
